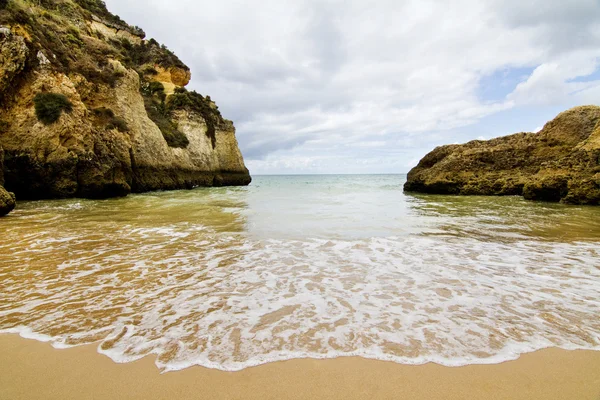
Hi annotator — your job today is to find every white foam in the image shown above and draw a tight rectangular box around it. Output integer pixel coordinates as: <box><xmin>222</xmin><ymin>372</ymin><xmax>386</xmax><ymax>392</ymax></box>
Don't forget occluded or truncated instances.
<box><xmin>1</xmin><ymin>228</ymin><xmax>599</xmax><ymax>372</ymax></box>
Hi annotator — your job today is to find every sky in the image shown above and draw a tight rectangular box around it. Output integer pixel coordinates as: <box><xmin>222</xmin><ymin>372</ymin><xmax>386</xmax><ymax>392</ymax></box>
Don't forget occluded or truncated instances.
<box><xmin>104</xmin><ymin>0</ymin><xmax>600</xmax><ymax>175</ymax></box>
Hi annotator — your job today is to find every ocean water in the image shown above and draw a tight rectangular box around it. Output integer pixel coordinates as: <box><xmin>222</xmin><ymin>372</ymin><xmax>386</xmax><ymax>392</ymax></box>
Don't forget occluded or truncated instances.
<box><xmin>1</xmin><ymin>174</ymin><xmax>599</xmax><ymax>371</ymax></box>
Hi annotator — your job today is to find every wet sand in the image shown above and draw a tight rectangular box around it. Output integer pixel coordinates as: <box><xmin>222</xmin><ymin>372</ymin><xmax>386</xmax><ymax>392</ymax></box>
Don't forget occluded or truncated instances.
<box><xmin>1</xmin><ymin>335</ymin><xmax>599</xmax><ymax>400</ymax></box>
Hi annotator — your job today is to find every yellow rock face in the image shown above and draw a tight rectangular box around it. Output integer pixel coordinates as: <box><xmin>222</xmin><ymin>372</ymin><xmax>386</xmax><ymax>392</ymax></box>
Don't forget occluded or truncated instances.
<box><xmin>150</xmin><ymin>65</ymin><xmax>192</xmax><ymax>95</ymax></box>
<box><xmin>88</xmin><ymin>20</ymin><xmax>143</xmax><ymax>46</ymax></box>
<box><xmin>404</xmin><ymin>106</ymin><xmax>600</xmax><ymax>205</ymax></box>
<box><xmin>0</xmin><ymin>1</ymin><xmax>250</xmax><ymax>201</ymax></box>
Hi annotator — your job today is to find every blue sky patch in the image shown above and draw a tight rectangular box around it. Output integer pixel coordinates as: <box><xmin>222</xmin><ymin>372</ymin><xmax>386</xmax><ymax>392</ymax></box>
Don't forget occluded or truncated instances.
<box><xmin>477</xmin><ymin>66</ymin><xmax>536</xmax><ymax>102</ymax></box>
<box><xmin>568</xmin><ymin>66</ymin><xmax>600</xmax><ymax>83</ymax></box>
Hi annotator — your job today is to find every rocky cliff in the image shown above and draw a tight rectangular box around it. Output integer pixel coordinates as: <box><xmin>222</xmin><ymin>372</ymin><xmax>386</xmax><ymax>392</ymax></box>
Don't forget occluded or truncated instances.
<box><xmin>0</xmin><ymin>0</ymin><xmax>250</xmax><ymax>214</ymax></box>
<box><xmin>404</xmin><ymin>106</ymin><xmax>600</xmax><ymax>205</ymax></box>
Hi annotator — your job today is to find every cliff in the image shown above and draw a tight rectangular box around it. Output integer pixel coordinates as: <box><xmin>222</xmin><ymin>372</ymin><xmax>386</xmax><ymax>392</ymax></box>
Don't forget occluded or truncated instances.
<box><xmin>0</xmin><ymin>0</ymin><xmax>250</xmax><ymax>213</ymax></box>
<box><xmin>404</xmin><ymin>105</ymin><xmax>600</xmax><ymax>205</ymax></box>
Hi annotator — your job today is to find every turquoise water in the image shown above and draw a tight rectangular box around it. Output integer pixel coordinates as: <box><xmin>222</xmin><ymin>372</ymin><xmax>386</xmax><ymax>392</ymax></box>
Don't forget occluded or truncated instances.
<box><xmin>0</xmin><ymin>174</ymin><xmax>599</xmax><ymax>371</ymax></box>
<box><xmin>246</xmin><ymin>175</ymin><xmax>600</xmax><ymax>241</ymax></box>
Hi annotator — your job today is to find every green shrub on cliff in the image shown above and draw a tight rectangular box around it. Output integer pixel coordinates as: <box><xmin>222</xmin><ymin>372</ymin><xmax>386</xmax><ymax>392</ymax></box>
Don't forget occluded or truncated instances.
<box><xmin>107</xmin><ymin>116</ymin><xmax>129</xmax><ymax>132</ymax></box>
<box><xmin>92</xmin><ymin>107</ymin><xmax>129</xmax><ymax>132</ymax></box>
<box><xmin>72</xmin><ymin>61</ymin><xmax>124</xmax><ymax>87</ymax></box>
<box><xmin>0</xmin><ymin>0</ymin><xmax>186</xmax><ymax>91</ymax></box>
<box><xmin>73</xmin><ymin>0</ymin><xmax>144</xmax><ymax>36</ymax></box>
<box><xmin>0</xmin><ymin>1</ymin><xmax>30</xmax><ymax>24</ymax></box>
<box><xmin>34</xmin><ymin>93</ymin><xmax>73</xmax><ymax>125</ymax></box>
<box><xmin>65</xmin><ymin>26</ymin><xmax>83</xmax><ymax>47</ymax></box>
<box><xmin>115</xmin><ymin>39</ymin><xmax>187</xmax><ymax>72</ymax></box>
<box><xmin>0</xmin><ymin>2</ymin><xmax>112</xmax><ymax>86</ymax></box>
<box><xmin>143</xmin><ymin>97</ymin><xmax>189</xmax><ymax>148</ymax></box>
<box><xmin>142</xmin><ymin>65</ymin><xmax>158</xmax><ymax>76</ymax></box>
<box><xmin>92</xmin><ymin>107</ymin><xmax>115</xmax><ymax>119</ymax></box>
<box><xmin>147</xmin><ymin>81</ymin><xmax>166</xmax><ymax>101</ymax></box>
<box><xmin>167</xmin><ymin>89</ymin><xmax>223</xmax><ymax>149</ymax></box>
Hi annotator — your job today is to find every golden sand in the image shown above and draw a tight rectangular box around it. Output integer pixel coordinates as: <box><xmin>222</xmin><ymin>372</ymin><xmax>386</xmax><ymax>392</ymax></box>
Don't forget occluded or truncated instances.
<box><xmin>1</xmin><ymin>335</ymin><xmax>599</xmax><ymax>400</ymax></box>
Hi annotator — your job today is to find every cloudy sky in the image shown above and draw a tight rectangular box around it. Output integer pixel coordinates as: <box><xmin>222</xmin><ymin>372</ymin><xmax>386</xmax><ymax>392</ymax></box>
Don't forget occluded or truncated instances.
<box><xmin>105</xmin><ymin>0</ymin><xmax>600</xmax><ymax>175</ymax></box>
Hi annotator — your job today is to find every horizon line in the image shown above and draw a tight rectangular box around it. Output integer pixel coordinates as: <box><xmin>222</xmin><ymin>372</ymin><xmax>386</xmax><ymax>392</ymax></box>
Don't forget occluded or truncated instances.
<box><xmin>250</xmin><ymin>172</ymin><xmax>409</xmax><ymax>176</ymax></box>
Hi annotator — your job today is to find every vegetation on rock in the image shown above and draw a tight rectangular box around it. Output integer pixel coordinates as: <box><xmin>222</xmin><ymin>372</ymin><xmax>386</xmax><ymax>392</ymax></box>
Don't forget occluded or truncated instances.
<box><xmin>139</xmin><ymin>85</ymin><xmax>225</xmax><ymax>149</ymax></box>
<box><xmin>141</xmin><ymin>81</ymin><xmax>189</xmax><ymax>148</ymax></box>
<box><xmin>141</xmin><ymin>80</ymin><xmax>166</xmax><ymax>101</ymax></box>
<box><xmin>73</xmin><ymin>0</ymin><xmax>144</xmax><ymax>38</ymax></box>
<box><xmin>34</xmin><ymin>92</ymin><xmax>73</xmax><ymax>124</ymax></box>
<box><xmin>0</xmin><ymin>186</ymin><xmax>15</xmax><ymax>216</ymax></box>
<box><xmin>144</xmin><ymin>96</ymin><xmax>189</xmax><ymax>148</ymax></box>
<box><xmin>91</xmin><ymin>107</ymin><xmax>128</xmax><ymax>132</ymax></box>
<box><xmin>115</xmin><ymin>37</ymin><xmax>188</xmax><ymax>72</ymax></box>
<box><xmin>0</xmin><ymin>0</ymin><xmax>251</xmax><ymax>202</ymax></box>
<box><xmin>0</xmin><ymin>146</ymin><xmax>15</xmax><ymax>216</ymax></box>
<box><xmin>168</xmin><ymin>88</ymin><xmax>224</xmax><ymax>149</ymax></box>
<box><xmin>1</xmin><ymin>0</ymin><xmax>117</xmax><ymax>86</ymax></box>
<box><xmin>404</xmin><ymin>106</ymin><xmax>600</xmax><ymax>205</ymax></box>
<box><xmin>0</xmin><ymin>0</ymin><xmax>185</xmax><ymax>88</ymax></box>
<box><xmin>1</xmin><ymin>0</ymin><xmax>195</xmax><ymax>147</ymax></box>
<box><xmin>141</xmin><ymin>65</ymin><xmax>158</xmax><ymax>76</ymax></box>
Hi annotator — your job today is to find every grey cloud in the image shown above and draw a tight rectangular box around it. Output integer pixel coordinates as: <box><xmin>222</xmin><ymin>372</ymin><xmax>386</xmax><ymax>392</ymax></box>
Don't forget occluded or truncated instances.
<box><xmin>492</xmin><ymin>0</ymin><xmax>600</xmax><ymax>53</ymax></box>
<box><xmin>103</xmin><ymin>0</ymin><xmax>600</xmax><ymax>173</ymax></box>
<box><xmin>495</xmin><ymin>0</ymin><xmax>600</xmax><ymax>28</ymax></box>
<box><xmin>240</xmin><ymin>132</ymin><xmax>318</xmax><ymax>160</ymax></box>
<box><xmin>303</xmin><ymin>2</ymin><xmax>346</xmax><ymax>76</ymax></box>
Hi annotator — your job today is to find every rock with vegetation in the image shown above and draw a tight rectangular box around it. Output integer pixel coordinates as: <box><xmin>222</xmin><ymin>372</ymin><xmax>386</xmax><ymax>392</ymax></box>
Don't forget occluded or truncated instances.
<box><xmin>0</xmin><ymin>146</ymin><xmax>15</xmax><ymax>216</ymax></box>
<box><xmin>33</xmin><ymin>92</ymin><xmax>73</xmax><ymax>124</ymax></box>
<box><xmin>404</xmin><ymin>105</ymin><xmax>600</xmax><ymax>205</ymax></box>
<box><xmin>0</xmin><ymin>0</ymin><xmax>250</xmax><ymax>201</ymax></box>
<box><xmin>0</xmin><ymin>187</ymin><xmax>15</xmax><ymax>215</ymax></box>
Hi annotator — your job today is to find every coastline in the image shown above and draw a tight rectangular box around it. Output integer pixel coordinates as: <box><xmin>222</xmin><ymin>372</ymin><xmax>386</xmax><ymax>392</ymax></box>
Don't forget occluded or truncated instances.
<box><xmin>1</xmin><ymin>334</ymin><xmax>599</xmax><ymax>400</ymax></box>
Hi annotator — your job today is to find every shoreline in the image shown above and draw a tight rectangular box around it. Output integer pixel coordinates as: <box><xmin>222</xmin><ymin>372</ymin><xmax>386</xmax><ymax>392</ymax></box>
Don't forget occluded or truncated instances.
<box><xmin>5</xmin><ymin>326</ymin><xmax>600</xmax><ymax>372</ymax></box>
<box><xmin>1</xmin><ymin>334</ymin><xmax>600</xmax><ymax>400</ymax></box>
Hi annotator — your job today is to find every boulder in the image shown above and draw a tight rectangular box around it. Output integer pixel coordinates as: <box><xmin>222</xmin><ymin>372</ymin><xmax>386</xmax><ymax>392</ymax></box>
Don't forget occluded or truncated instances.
<box><xmin>0</xmin><ymin>186</ymin><xmax>15</xmax><ymax>216</ymax></box>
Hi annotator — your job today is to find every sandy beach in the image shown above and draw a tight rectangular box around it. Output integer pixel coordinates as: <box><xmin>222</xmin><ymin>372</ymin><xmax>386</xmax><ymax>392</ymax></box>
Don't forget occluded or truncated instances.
<box><xmin>0</xmin><ymin>335</ymin><xmax>598</xmax><ymax>400</ymax></box>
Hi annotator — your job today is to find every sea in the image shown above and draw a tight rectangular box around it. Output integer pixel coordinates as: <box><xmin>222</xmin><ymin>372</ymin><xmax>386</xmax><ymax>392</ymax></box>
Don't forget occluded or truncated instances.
<box><xmin>0</xmin><ymin>174</ymin><xmax>599</xmax><ymax>371</ymax></box>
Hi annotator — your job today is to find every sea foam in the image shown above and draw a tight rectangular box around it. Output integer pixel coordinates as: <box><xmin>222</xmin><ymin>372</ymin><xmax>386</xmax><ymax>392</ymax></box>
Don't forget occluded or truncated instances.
<box><xmin>1</xmin><ymin>227</ymin><xmax>599</xmax><ymax>371</ymax></box>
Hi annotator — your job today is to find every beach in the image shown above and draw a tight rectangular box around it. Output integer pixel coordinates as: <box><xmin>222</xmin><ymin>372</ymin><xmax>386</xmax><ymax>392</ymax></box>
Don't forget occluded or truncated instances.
<box><xmin>1</xmin><ymin>1</ymin><xmax>599</xmax><ymax>399</ymax></box>
<box><xmin>1</xmin><ymin>334</ymin><xmax>599</xmax><ymax>400</ymax></box>
<box><xmin>2</xmin><ymin>177</ymin><xmax>600</xmax><ymax>399</ymax></box>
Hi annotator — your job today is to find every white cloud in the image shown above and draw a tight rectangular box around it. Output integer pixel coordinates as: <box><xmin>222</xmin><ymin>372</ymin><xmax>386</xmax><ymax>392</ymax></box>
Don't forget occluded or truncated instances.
<box><xmin>508</xmin><ymin>53</ymin><xmax>600</xmax><ymax>105</ymax></box>
<box><xmin>105</xmin><ymin>0</ymin><xmax>600</xmax><ymax>173</ymax></box>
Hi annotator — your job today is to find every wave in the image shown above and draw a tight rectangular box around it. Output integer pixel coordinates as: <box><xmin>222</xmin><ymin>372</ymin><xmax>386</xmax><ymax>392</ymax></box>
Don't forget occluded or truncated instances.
<box><xmin>1</xmin><ymin>228</ymin><xmax>599</xmax><ymax>372</ymax></box>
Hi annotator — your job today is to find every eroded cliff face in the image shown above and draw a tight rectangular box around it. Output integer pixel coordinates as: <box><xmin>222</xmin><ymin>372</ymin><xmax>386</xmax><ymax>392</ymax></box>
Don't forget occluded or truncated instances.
<box><xmin>404</xmin><ymin>106</ymin><xmax>600</xmax><ymax>205</ymax></box>
<box><xmin>0</xmin><ymin>0</ymin><xmax>250</xmax><ymax>210</ymax></box>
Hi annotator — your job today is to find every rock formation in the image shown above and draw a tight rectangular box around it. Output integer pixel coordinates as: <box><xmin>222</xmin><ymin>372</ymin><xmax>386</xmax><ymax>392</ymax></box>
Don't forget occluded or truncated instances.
<box><xmin>404</xmin><ymin>105</ymin><xmax>600</xmax><ymax>205</ymax></box>
<box><xmin>0</xmin><ymin>146</ymin><xmax>15</xmax><ymax>216</ymax></box>
<box><xmin>0</xmin><ymin>0</ymin><xmax>251</xmax><ymax>215</ymax></box>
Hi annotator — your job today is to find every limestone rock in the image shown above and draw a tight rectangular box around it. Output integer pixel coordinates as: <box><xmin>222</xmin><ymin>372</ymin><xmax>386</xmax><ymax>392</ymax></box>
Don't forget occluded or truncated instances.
<box><xmin>404</xmin><ymin>106</ymin><xmax>600</xmax><ymax>205</ymax></box>
<box><xmin>0</xmin><ymin>146</ymin><xmax>15</xmax><ymax>216</ymax></box>
<box><xmin>0</xmin><ymin>0</ymin><xmax>250</xmax><ymax>201</ymax></box>
<box><xmin>0</xmin><ymin>186</ymin><xmax>15</xmax><ymax>216</ymax></box>
<box><xmin>150</xmin><ymin>66</ymin><xmax>191</xmax><ymax>95</ymax></box>
<box><xmin>0</xmin><ymin>27</ymin><xmax>28</xmax><ymax>98</ymax></box>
